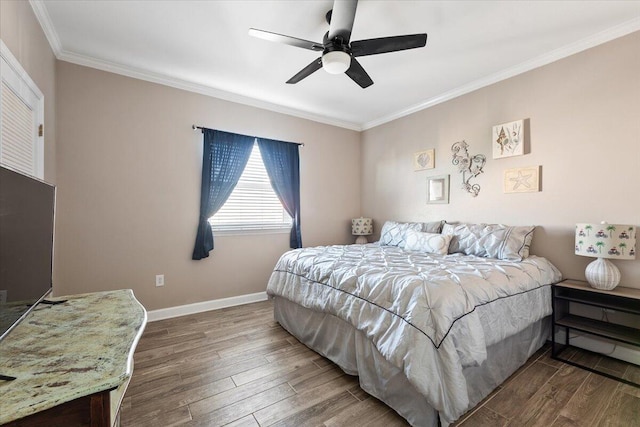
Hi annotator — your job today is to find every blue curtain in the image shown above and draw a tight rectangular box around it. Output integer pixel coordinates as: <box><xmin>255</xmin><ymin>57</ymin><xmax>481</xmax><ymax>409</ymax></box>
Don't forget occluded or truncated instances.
<box><xmin>192</xmin><ymin>129</ymin><xmax>254</xmax><ymax>260</ymax></box>
<box><xmin>257</xmin><ymin>138</ymin><xmax>302</xmax><ymax>248</ymax></box>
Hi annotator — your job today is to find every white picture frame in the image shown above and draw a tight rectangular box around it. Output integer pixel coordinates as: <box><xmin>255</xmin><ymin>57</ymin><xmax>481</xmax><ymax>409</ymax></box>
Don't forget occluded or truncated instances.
<box><xmin>427</xmin><ymin>174</ymin><xmax>450</xmax><ymax>204</ymax></box>
<box><xmin>414</xmin><ymin>149</ymin><xmax>435</xmax><ymax>171</ymax></box>
<box><xmin>504</xmin><ymin>166</ymin><xmax>541</xmax><ymax>193</ymax></box>
<box><xmin>493</xmin><ymin>119</ymin><xmax>524</xmax><ymax>159</ymax></box>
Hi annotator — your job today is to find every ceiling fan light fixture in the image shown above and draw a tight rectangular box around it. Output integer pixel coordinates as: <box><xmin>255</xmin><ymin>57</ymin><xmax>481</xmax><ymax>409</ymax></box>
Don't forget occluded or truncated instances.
<box><xmin>322</xmin><ymin>50</ymin><xmax>351</xmax><ymax>74</ymax></box>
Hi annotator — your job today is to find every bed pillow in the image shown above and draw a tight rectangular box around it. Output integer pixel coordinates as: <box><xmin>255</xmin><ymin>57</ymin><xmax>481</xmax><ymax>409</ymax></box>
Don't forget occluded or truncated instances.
<box><xmin>379</xmin><ymin>221</ymin><xmax>423</xmax><ymax>248</ymax></box>
<box><xmin>441</xmin><ymin>222</ymin><xmax>535</xmax><ymax>261</ymax></box>
<box><xmin>404</xmin><ymin>229</ymin><xmax>452</xmax><ymax>255</ymax></box>
<box><xmin>423</xmin><ymin>220</ymin><xmax>444</xmax><ymax>234</ymax></box>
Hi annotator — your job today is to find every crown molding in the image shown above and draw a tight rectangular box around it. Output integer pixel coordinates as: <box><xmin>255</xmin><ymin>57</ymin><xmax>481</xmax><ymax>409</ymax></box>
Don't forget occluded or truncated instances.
<box><xmin>29</xmin><ymin>0</ymin><xmax>62</xmax><ymax>57</ymax></box>
<box><xmin>56</xmin><ymin>49</ymin><xmax>363</xmax><ymax>131</ymax></box>
<box><xmin>361</xmin><ymin>17</ymin><xmax>640</xmax><ymax>130</ymax></box>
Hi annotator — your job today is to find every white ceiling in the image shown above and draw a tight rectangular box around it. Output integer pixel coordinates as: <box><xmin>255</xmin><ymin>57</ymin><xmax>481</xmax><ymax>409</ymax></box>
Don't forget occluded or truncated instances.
<box><xmin>32</xmin><ymin>1</ymin><xmax>640</xmax><ymax>130</ymax></box>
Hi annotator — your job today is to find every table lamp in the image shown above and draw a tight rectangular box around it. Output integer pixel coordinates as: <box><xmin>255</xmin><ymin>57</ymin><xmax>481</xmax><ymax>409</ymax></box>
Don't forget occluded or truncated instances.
<box><xmin>575</xmin><ymin>222</ymin><xmax>636</xmax><ymax>290</ymax></box>
<box><xmin>352</xmin><ymin>217</ymin><xmax>373</xmax><ymax>244</ymax></box>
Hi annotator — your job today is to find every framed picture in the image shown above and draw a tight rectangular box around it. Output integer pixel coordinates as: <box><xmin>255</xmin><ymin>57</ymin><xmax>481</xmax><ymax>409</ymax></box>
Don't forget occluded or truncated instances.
<box><xmin>414</xmin><ymin>149</ymin><xmax>435</xmax><ymax>171</ymax></box>
<box><xmin>427</xmin><ymin>174</ymin><xmax>449</xmax><ymax>204</ymax></box>
<box><xmin>504</xmin><ymin>166</ymin><xmax>540</xmax><ymax>193</ymax></box>
<box><xmin>493</xmin><ymin>119</ymin><xmax>524</xmax><ymax>159</ymax></box>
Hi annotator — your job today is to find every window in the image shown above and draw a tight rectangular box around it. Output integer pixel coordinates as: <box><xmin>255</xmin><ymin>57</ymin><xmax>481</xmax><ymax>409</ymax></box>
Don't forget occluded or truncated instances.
<box><xmin>209</xmin><ymin>141</ymin><xmax>292</xmax><ymax>232</ymax></box>
<box><xmin>0</xmin><ymin>40</ymin><xmax>44</xmax><ymax>179</ymax></box>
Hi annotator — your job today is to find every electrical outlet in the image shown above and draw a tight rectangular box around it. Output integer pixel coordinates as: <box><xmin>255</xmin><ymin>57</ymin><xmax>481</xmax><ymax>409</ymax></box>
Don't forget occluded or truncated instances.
<box><xmin>155</xmin><ymin>274</ymin><xmax>165</xmax><ymax>287</ymax></box>
<box><xmin>0</xmin><ymin>290</ymin><xmax>6</xmax><ymax>304</ymax></box>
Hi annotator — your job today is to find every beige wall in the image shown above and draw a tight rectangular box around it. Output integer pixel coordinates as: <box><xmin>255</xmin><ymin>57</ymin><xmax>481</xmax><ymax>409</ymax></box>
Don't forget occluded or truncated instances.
<box><xmin>0</xmin><ymin>0</ymin><xmax>56</xmax><ymax>183</ymax></box>
<box><xmin>362</xmin><ymin>31</ymin><xmax>640</xmax><ymax>288</ymax></box>
<box><xmin>55</xmin><ymin>61</ymin><xmax>361</xmax><ymax>310</ymax></box>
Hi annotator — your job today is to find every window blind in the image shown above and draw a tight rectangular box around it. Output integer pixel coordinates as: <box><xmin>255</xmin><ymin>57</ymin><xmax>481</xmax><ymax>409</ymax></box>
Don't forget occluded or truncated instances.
<box><xmin>0</xmin><ymin>41</ymin><xmax>44</xmax><ymax>178</ymax></box>
<box><xmin>0</xmin><ymin>81</ymin><xmax>35</xmax><ymax>176</ymax></box>
<box><xmin>210</xmin><ymin>142</ymin><xmax>292</xmax><ymax>231</ymax></box>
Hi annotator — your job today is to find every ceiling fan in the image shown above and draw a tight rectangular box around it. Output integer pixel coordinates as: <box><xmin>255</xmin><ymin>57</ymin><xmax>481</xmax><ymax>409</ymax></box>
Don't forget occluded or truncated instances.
<box><xmin>248</xmin><ymin>0</ymin><xmax>427</xmax><ymax>88</ymax></box>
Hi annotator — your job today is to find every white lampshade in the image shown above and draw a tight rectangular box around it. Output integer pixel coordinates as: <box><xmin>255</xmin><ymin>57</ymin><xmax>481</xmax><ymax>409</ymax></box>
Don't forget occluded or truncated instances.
<box><xmin>575</xmin><ymin>222</ymin><xmax>636</xmax><ymax>290</ymax></box>
<box><xmin>322</xmin><ymin>51</ymin><xmax>351</xmax><ymax>74</ymax></box>
<box><xmin>352</xmin><ymin>217</ymin><xmax>373</xmax><ymax>245</ymax></box>
<box><xmin>352</xmin><ymin>218</ymin><xmax>373</xmax><ymax>236</ymax></box>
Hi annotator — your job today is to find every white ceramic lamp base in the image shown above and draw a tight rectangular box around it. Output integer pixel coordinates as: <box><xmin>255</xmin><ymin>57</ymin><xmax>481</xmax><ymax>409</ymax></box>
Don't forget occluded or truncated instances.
<box><xmin>355</xmin><ymin>235</ymin><xmax>369</xmax><ymax>244</ymax></box>
<box><xmin>585</xmin><ymin>257</ymin><xmax>621</xmax><ymax>290</ymax></box>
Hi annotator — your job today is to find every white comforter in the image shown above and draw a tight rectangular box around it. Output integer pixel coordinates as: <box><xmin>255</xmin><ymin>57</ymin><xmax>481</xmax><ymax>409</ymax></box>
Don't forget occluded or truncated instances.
<box><xmin>266</xmin><ymin>244</ymin><xmax>562</xmax><ymax>424</ymax></box>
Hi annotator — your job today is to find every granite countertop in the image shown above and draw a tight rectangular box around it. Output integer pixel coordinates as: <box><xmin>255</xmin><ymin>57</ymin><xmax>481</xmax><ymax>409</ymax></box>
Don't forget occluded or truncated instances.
<box><xmin>0</xmin><ymin>290</ymin><xmax>147</xmax><ymax>424</ymax></box>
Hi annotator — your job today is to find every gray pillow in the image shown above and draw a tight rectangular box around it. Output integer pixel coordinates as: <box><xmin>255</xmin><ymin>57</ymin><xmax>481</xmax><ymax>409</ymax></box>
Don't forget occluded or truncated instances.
<box><xmin>379</xmin><ymin>221</ymin><xmax>423</xmax><ymax>248</ymax></box>
<box><xmin>441</xmin><ymin>222</ymin><xmax>535</xmax><ymax>261</ymax></box>
<box><xmin>423</xmin><ymin>220</ymin><xmax>444</xmax><ymax>233</ymax></box>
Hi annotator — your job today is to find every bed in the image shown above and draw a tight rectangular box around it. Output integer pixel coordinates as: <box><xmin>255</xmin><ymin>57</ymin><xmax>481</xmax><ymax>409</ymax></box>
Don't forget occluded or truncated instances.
<box><xmin>266</xmin><ymin>222</ymin><xmax>562</xmax><ymax>426</ymax></box>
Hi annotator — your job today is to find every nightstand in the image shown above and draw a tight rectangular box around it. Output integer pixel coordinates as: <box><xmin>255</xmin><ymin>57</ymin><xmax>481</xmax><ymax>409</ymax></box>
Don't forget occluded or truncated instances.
<box><xmin>551</xmin><ymin>279</ymin><xmax>640</xmax><ymax>388</ymax></box>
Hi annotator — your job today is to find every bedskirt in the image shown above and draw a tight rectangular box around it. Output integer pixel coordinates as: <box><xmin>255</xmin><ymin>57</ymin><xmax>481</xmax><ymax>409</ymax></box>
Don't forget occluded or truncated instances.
<box><xmin>273</xmin><ymin>296</ymin><xmax>549</xmax><ymax>427</ymax></box>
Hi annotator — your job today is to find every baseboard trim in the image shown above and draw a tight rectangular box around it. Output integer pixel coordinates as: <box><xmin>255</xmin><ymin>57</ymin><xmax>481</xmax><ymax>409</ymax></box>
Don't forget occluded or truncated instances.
<box><xmin>147</xmin><ymin>291</ymin><xmax>268</xmax><ymax>322</ymax></box>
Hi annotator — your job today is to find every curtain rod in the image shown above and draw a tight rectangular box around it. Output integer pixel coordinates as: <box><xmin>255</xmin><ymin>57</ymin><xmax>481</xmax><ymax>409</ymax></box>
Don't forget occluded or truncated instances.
<box><xmin>192</xmin><ymin>125</ymin><xmax>304</xmax><ymax>146</ymax></box>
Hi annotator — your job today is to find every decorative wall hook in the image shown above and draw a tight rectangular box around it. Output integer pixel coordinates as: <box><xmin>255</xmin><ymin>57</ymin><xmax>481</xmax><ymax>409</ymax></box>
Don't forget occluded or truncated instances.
<box><xmin>451</xmin><ymin>140</ymin><xmax>486</xmax><ymax>197</ymax></box>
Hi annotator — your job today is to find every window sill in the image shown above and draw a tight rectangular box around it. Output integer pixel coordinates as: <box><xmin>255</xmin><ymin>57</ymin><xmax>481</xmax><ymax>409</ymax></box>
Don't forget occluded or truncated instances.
<box><xmin>211</xmin><ymin>227</ymin><xmax>291</xmax><ymax>237</ymax></box>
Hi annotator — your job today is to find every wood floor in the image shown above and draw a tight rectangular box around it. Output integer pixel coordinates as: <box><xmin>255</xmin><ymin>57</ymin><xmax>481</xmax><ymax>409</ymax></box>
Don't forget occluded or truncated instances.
<box><xmin>120</xmin><ymin>300</ymin><xmax>640</xmax><ymax>427</ymax></box>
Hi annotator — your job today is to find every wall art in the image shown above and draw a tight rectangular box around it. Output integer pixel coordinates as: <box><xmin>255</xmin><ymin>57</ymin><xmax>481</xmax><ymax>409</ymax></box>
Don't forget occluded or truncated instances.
<box><xmin>451</xmin><ymin>140</ymin><xmax>486</xmax><ymax>197</ymax></box>
<box><xmin>427</xmin><ymin>174</ymin><xmax>450</xmax><ymax>204</ymax></box>
<box><xmin>413</xmin><ymin>149</ymin><xmax>435</xmax><ymax>171</ymax></box>
<box><xmin>504</xmin><ymin>166</ymin><xmax>541</xmax><ymax>193</ymax></box>
<box><xmin>493</xmin><ymin>119</ymin><xmax>524</xmax><ymax>159</ymax></box>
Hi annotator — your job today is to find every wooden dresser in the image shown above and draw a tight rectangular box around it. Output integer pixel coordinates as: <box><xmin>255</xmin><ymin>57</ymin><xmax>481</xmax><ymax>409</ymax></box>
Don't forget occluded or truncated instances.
<box><xmin>0</xmin><ymin>290</ymin><xmax>147</xmax><ymax>426</ymax></box>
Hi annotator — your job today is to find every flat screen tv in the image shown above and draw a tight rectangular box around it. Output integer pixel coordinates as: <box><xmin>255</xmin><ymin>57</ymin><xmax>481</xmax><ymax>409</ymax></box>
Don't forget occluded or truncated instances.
<box><xmin>0</xmin><ymin>165</ymin><xmax>55</xmax><ymax>342</ymax></box>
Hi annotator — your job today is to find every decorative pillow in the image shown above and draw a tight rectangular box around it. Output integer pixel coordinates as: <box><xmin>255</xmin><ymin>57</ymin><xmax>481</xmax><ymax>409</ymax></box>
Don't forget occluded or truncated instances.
<box><xmin>379</xmin><ymin>221</ymin><xmax>423</xmax><ymax>248</ymax></box>
<box><xmin>441</xmin><ymin>222</ymin><xmax>535</xmax><ymax>261</ymax></box>
<box><xmin>423</xmin><ymin>220</ymin><xmax>444</xmax><ymax>234</ymax></box>
<box><xmin>405</xmin><ymin>229</ymin><xmax>452</xmax><ymax>255</ymax></box>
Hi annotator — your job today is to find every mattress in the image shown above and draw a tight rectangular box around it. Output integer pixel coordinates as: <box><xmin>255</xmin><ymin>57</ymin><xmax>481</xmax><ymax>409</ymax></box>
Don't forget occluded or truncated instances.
<box><xmin>266</xmin><ymin>243</ymin><xmax>562</xmax><ymax>424</ymax></box>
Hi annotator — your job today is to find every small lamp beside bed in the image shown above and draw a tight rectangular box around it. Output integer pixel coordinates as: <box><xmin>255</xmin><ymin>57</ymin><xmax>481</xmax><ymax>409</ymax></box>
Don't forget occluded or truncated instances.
<box><xmin>352</xmin><ymin>217</ymin><xmax>373</xmax><ymax>244</ymax></box>
<box><xmin>575</xmin><ymin>222</ymin><xmax>636</xmax><ymax>290</ymax></box>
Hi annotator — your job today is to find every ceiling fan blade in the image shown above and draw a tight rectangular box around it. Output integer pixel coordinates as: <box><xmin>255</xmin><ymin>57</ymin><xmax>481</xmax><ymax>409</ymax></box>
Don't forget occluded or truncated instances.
<box><xmin>345</xmin><ymin>58</ymin><xmax>373</xmax><ymax>88</ymax></box>
<box><xmin>328</xmin><ymin>0</ymin><xmax>358</xmax><ymax>43</ymax></box>
<box><xmin>248</xmin><ymin>28</ymin><xmax>324</xmax><ymax>51</ymax></box>
<box><xmin>351</xmin><ymin>34</ymin><xmax>427</xmax><ymax>57</ymax></box>
<box><xmin>286</xmin><ymin>58</ymin><xmax>323</xmax><ymax>84</ymax></box>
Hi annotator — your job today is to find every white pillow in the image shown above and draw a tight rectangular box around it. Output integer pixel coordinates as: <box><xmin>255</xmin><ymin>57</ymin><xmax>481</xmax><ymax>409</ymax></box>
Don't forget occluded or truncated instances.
<box><xmin>404</xmin><ymin>229</ymin><xmax>452</xmax><ymax>255</ymax></box>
